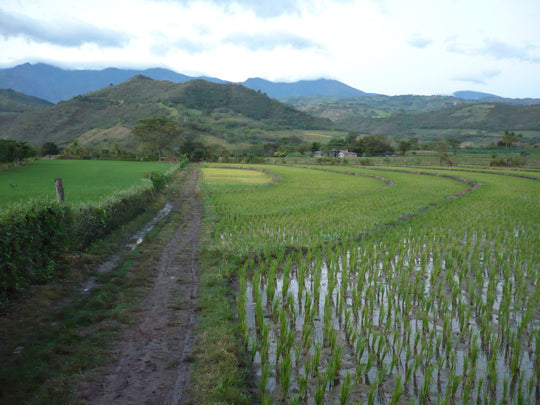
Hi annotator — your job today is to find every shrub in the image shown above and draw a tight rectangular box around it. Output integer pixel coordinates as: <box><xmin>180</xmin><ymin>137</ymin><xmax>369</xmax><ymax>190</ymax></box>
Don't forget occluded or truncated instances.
<box><xmin>0</xmin><ymin>201</ymin><xmax>71</xmax><ymax>303</ymax></box>
<box><xmin>0</xmin><ymin>167</ymin><xmax>179</xmax><ymax>307</ymax></box>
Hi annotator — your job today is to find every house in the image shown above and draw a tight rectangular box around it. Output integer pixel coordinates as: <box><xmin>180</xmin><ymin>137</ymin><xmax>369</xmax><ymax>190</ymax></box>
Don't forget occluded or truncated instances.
<box><xmin>338</xmin><ymin>149</ymin><xmax>357</xmax><ymax>158</ymax></box>
<box><xmin>314</xmin><ymin>149</ymin><xmax>357</xmax><ymax>158</ymax></box>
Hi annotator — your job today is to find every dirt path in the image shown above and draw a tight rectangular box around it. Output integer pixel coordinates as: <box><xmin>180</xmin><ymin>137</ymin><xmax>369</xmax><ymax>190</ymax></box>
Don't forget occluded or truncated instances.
<box><xmin>81</xmin><ymin>166</ymin><xmax>202</xmax><ymax>405</ymax></box>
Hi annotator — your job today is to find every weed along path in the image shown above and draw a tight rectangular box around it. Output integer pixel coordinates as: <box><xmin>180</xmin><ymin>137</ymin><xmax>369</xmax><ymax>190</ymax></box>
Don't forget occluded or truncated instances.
<box><xmin>81</xmin><ymin>165</ymin><xmax>203</xmax><ymax>405</ymax></box>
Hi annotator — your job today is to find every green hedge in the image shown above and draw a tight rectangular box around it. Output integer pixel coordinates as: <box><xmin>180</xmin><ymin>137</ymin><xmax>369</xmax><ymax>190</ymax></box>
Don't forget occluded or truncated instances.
<box><xmin>0</xmin><ymin>202</ymin><xmax>71</xmax><ymax>299</ymax></box>
<box><xmin>0</xmin><ymin>167</ymin><xmax>179</xmax><ymax>306</ymax></box>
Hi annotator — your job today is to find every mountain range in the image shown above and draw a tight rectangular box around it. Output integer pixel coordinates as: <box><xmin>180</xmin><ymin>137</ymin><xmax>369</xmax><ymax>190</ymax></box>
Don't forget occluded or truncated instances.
<box><xmin>0</xmin><ymin>63</ymin><xmax>368</xmax><ymax>103</ymax></box>
<box><xmin>1</xmin><ymin>63</ymin><xmax>539</xmax><ymax>151</ymax></box>
<box><xmin>3</xmin><ymin>63</ymin><xmax>538</xmax><ymax>105</ymax></box>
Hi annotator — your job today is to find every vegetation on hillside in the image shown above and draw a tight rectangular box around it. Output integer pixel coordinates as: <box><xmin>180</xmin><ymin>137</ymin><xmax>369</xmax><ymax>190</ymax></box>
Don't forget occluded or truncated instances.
<box><xmin>0</xmin><ymin>76</ymin><xmax>332</xmax><ymax>148</ymax></box>
<box><xmin>1</xmin><ymin>75</ymin><xmax>539</xmax><ymax>160</ymax></box>
<box><xmin>290</xmin><ymin>96</ymin><xmax>540</xmax><ymax>146</ymax></box>
<box><xmin>0</xmin><ymin>88</ymin><xmax>52</xmax><ymax>114</ymax></box>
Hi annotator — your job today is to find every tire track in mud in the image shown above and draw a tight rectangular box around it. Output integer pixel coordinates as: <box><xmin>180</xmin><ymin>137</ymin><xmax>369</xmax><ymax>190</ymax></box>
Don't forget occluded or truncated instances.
<box><xmin>82</xmin><ymin>166</ymin><xmax>202</xmax><ymax>405</ymax></box>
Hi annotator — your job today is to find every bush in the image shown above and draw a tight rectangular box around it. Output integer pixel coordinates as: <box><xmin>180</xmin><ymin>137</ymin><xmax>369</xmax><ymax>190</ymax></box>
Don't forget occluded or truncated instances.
<box><xmin>0</xmin><ymin>201</ymin><xmax>71</xmax><ymax>303</ymax></box>
<box><xmin>147</xmin><ymin>171</ymin><xmax>169</xmax><ymax>191</ymax></box>
<box><xmin>0</xmin><ymin>167</ymin><xmax>179</xmax><ymax>307</ymax></box>
<box><xmin>490</xmin><ymin>155</ymin><xmax>524</xmax><ymax>167</ymax></box>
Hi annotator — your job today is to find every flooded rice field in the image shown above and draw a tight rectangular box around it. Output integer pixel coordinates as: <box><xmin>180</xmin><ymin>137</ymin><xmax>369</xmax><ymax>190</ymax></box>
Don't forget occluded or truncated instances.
<box><xmin>240</xmin><ymin>231</ymin><xmax>539</xmax><ymax>404</ymax></box>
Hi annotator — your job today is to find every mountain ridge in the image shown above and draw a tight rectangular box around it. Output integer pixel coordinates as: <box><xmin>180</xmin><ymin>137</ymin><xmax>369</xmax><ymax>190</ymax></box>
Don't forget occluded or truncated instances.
<box><xmin>3</xmin><ymin>63</ymin><xmax>537</xmax><ymax>105</ymax></box>
<box><xmin>0</xmin><ymin>75</ymin><xmax>332</xmax><ymax>146</ymax></box>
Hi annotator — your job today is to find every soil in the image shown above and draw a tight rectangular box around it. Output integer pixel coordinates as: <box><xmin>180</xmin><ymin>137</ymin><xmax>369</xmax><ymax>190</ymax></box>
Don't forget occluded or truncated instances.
<box><xmin>78</xmin><ymin>166</ymin><xmax>203</xmax><ymax>405</ymax></box>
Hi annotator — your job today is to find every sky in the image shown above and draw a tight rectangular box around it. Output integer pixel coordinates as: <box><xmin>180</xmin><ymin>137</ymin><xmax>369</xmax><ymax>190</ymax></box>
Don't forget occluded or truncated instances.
<box><xmin>1</xmin><ymin>0</ymin><xmax>539</xmax><ymax>98</ymax></box>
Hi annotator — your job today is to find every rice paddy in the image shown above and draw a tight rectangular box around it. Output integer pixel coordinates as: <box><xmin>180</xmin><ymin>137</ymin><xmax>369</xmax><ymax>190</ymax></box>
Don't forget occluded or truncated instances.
<box><xmin>202</xmin><ymin>164</ymin><xmax>539</xmax><ymax>404</ymax></box>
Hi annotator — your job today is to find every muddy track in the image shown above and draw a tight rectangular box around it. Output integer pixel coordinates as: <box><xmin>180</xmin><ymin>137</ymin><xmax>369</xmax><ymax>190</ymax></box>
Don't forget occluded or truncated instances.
<box><xmin>81</xmin><ymin>166</ymin><xmax>202</xmax><ymax>405</ymax></box>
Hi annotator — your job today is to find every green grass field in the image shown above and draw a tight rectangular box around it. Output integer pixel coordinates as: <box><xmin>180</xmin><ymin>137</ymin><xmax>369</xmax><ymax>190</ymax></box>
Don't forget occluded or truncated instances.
<box><xmin>0</xmin><ymin>159</ymin><xmax>176</xmax><ymax>208</ymax></box>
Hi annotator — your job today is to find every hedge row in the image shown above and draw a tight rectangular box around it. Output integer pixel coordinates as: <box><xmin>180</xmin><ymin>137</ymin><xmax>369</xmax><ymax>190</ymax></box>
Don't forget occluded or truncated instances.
<box><xmin>0</xmin><ymin>167</ymin><xmax>180</xmax><ymax>307</ymax></box>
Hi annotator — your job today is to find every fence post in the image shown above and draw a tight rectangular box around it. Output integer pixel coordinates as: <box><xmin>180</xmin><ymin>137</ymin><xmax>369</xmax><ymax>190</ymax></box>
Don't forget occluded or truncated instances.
<box><xmin>55</xmin><ymin>178</ymin><xmax>65</xmax><ymax>203</ymax></box>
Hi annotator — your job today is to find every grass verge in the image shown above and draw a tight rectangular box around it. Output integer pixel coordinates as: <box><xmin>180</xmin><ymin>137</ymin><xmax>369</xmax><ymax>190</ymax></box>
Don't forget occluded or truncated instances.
<box><xmin>186</xmin><ymin>183</ymin><xmax>254</xmax><ymax>404</ymax></box>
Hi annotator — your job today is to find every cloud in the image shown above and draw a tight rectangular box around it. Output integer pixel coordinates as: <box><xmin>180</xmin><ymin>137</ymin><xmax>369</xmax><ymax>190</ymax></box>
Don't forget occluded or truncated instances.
<box><xmin>407</xmin><ymin>35</ymin><xmax>431</xmax><ymax>49</ymax></box>
<box><xmin>446</xmin><ymin>36</ymin><xmax>540</xmax><ymax>63</ymax></box>
<box><xmin>480</xmin><ymin>39</ymin><xmax>540</xmax><ymax>63</ymax></box>
<box><xmin>452</xmin><ymin>69</ymin><xmax>501</xmax><ymax>85</ymax></box>
<box><xmin>223</xmin><ymin>31</ymin><xmax>321</xmax><ymax>51</ymax></box>
<box><xmin>166</xmin><ymin>0</ymin><xmax>304</xmax><ymax>17</ymax></box>
<box><xmin>452</xmin><ymin>75</ymin><xmax>486</xmax><ymax>85</ymax></box>
<box><xmin>0</xmin><ymin>9</ymin><xmax>131</xmax><ymax>47</ymax></box>
<box><xmin>167</xmin><ymin>0</ymin><xmax>356</xmax><ymax>18</ymax></box>
<box><xmin>150</xmin><ymin>34</ymin><xmax>213</xmax><ymax>56</ymax></box>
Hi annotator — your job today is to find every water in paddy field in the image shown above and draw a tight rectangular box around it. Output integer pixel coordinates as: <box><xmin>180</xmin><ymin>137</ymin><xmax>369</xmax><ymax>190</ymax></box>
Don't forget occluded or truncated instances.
<box><xmin>242</xmin><ymin>241</ymin><xmax>539</xmax><ymax>403</ymax></box>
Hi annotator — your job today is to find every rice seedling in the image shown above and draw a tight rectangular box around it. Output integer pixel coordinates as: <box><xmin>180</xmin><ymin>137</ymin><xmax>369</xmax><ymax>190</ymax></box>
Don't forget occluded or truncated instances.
<box><xmin>202</xmin><ymin>163</ymin><xmax>540</xmax><ymax>403</ymax></box>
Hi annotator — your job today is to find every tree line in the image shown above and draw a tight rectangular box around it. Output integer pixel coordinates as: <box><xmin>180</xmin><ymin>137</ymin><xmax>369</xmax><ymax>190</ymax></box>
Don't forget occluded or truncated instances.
<box><xmin>0</xmin><ymin>139</ymin><xmax>59</xmax><ymax>163</ymax></box>
<box><xmin>2</xmin><ymin>113</ymin><xmax>530</xmax><ymax>164</ymax></box>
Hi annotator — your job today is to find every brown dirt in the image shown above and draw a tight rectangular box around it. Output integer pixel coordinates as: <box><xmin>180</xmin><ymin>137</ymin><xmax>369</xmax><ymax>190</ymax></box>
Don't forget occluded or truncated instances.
<box><xmin>78</xmin><ymin>166</ymin><xmax>203</xmax><ymax>405</ymax></box>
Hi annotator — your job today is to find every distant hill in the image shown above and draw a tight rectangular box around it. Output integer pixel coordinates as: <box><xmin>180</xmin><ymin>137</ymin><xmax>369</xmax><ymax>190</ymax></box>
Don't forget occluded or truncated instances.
<box><xmin>292</xmin><ymin>96</ymin><xmax>540</xmax><ymax>146</ymax></box>
<box><xmin>0</xmin><ymin>88</ymin><xmax>53</xmax><ymax>114</ymax></box>
<box><xmin>453</xmin><ymin>90</ymin><xmax>501</xmax><ymax>100</ymax></box>
<box><xmin>0</xmin><ymin>63</ymin><xmax>370</xmax><ymax>103</ymax></box>
<box><xmin>0</xmin><ymin>75</ymin><xmax>332</xmax><ymax>146</ymax></box>
<box><xmin>452</xmin><ymin>90</ymin><xmax>540</xmax><ymax>106</ymax></box>
<box><xmin>242</xmin><ymin>78</ymin><xmax>368</xmax><ymax>99</ymax></box>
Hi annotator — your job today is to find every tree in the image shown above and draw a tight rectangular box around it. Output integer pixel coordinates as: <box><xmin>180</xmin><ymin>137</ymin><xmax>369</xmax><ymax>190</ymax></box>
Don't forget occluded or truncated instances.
<box><xmin>132</xmin><ymin>116</ymin><xmax>183</xmax><ymax>160</ymax></box>
<box><xmin>445</xmin><ymin>137</ymin><xmax>461</xmax><ymax>149</ymax></box>
<box><xmin>409</xmin><ymin>137</ymin><xmax>419</xmax><ymax>150</ymax></box>
<box><xmin>40</xmin><ymin>142</ymin><xmax>60</xmax><ymax>156</ymax></box>
<box><xmin>63</xmin><ymin>139</ymin><xmax>87</xmax><ymax>158</ymax></box>
<box><xmin>498</xmin><ymin>130</ymin><xmax>522</xmax><ymax>149</ymax></box>
<box><xmin>432</xmin><ymin>141</ymin><xmax>452</xmax><ymax>166</ymax></box>
<box><xmin>398</xmin><ymin>140</ymin><xmax>412</xmax><ymax>156</ymax></box>
<box><xmin>0</xmin><ymin>139</ymin><xmax>35</xmax><ymax>163</ymax></box>
<box><xmin>359</xmin><ymin>135</ymin><xmax>394</xmax><ymax>156</ymax></box>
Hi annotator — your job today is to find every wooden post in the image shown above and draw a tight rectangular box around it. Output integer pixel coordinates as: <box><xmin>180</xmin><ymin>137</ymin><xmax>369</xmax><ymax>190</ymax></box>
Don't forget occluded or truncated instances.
<box><xmin>55</xmin><ymin>178</ymin><xmax>65</xmax><ymax>203</ymax></box>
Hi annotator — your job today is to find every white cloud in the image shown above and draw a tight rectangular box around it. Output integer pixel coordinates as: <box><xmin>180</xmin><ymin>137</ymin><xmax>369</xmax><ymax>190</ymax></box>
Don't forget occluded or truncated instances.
<box><xmin>0</xmin><ymin>9</ymin><xmax>131</xmax><ymax>47</ymax></box>
<box><xmin>446</xmin><ymin>37</ymin><xmax>540</xmax><ymax>63</ymax></box>
<box><xmin>222</xmin><ymin>31</ymin><xmax>322</xmax><ymax>51</ymax></box>
<box><xmin>408</xmin><ymin>35</ymin><xmax>432</xmax><ymax>49</ymax></box>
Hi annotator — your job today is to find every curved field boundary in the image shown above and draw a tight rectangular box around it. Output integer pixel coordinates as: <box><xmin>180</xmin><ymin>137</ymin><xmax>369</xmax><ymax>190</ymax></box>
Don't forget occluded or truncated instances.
<box><xmin>386</xmin><ymin>165</ymin><xmax>540</xmax><ymax>181</ymax></box>
<box><xmin>305</xmin><ymin>165</ymin><xmax>483</xmax><ymax>242</ymax></box>
<box><xmin>210</xmin><ymin>163</ymin><xmax>481</xmax><ymax>252</ymax></box>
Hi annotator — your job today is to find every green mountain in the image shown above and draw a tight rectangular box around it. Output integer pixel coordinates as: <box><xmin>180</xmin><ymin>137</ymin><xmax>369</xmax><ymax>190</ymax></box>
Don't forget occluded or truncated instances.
<box><xmin>0</xmin><ymin>76</ymin><xmax>332</xmax><ymax>147</ymax></box>
<box><xmin>0</xmin><ymin>88</ymin><xmax>53</xmax><ymax>114</ymax></box>
<box><xmin>291</xmin><ymin>96</ymin><xmax>540</xmax><ymax>145</ymax></box>
<box><xmin>335</xmin><ymin>102</ymin><xmax>540</xmax><ymax>133</ymax></box>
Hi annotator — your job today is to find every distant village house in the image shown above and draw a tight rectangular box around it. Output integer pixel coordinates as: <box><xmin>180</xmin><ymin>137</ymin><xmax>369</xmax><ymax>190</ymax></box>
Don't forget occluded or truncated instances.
<box><xmin>314</xmin><ymin>149</ymin><xmax>358</xmax><ymax>158</ymax></box>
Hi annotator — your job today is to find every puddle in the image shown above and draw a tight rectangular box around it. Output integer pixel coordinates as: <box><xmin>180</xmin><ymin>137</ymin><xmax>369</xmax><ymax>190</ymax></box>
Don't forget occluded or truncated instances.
<box><xmin>81</xmin><ymin>201</ymin><xmax>174</xmax><ymax>293</ymax></box>
<box><xmin>124</xmin><ymin>201</ymin><xmax>174</xmax><ymax>252</ymax></box>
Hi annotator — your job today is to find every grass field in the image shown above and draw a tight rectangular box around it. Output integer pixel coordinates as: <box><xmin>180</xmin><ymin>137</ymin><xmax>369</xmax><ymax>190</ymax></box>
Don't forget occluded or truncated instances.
<box><xmin>201</xmin><ymin>167</ymin><xmax>273</xmax><ymax>191</ymax></box>
<box><xmin>0</xmin><ymin>159</ymin><xmax>177</xmax><ymax>208</ymax></box>
<box><xmin>199</xmin><ymin>163</ymin><xmax>540</xmax><ymax>404</ymax></box>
